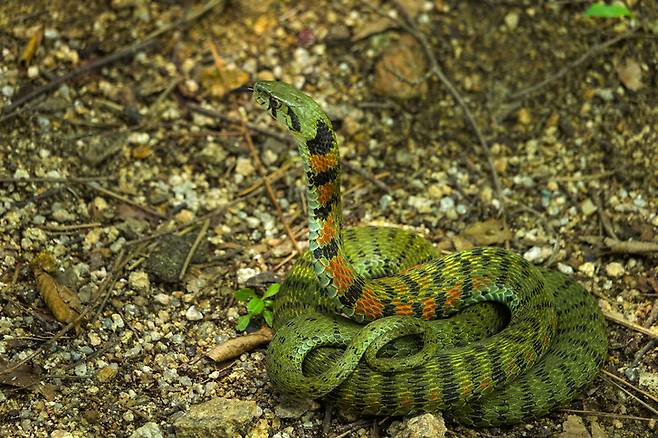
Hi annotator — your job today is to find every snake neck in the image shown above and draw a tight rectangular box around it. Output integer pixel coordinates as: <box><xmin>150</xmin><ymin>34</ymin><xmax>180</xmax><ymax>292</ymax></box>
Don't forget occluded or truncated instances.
<box><xmin>295</xmin><ymin>118</ymin><xmax>368</xmax><ymax>315</ymax></box>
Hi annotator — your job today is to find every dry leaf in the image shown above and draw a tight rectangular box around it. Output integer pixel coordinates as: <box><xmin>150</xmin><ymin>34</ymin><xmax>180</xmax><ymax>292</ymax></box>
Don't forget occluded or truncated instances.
<box><xmin>461</xmin><ymin>219</ymin><xmax>513</xmax><ymax>246</ymax></box>
<box><xmin>616</xmin><ymin>58</ymin><xmax>643</xmax><ymax>91</ymax></box>
<box><xmin>132</xmin><ymin>145</ymin><xmax>153</xmax><ymax>159</ymax></box>
<box><xmin>20</xmin><ymin>26</ymin><xmax>43</xmax><ymax>66</ymax></box>
<box><xmin>0</xmin><ymin>361</ymin><xmax>42</xmax><ymax>389</ymax></box>
<box><xmin>206</xmin><ymin>326</ymin><xmax>273</xmax><ymax>362</ymax></box>
<box><xmin>34</xmin><ymin>267</ymin><xmax>83</xmax><ymax>332</ymax></box>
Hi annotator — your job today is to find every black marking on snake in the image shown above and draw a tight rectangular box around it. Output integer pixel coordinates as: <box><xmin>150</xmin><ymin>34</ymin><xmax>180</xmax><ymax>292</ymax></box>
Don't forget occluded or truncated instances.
<box><xmin>307</xmin><ymin>165</ymin><xmax>339</xmax><ymax>187</ymax></box>
<box><xmin>381</xmin><ymin>374</ymin><xmax>398</xmax><ymax>410</ymax></box>
<box><xmin>342</xmin><ymin>280</ymin><xmax>363</xmax><ymax>308</ymax></box>
<box><xmin>307</xmin><ymin>121</ymin><xmax>334</xmax><ymax>155</ymax></box>
<box><xmin>313</xmin><ymin>239</ymin><xmax>338</xmax><ymax>260</ymax></box>
<box><xmin>413</xmin><ymin>367</ymin><xmax>428</xmax><ymax>405</ymax></box>
<box><xmin>268</xmin><ymin>96</ymin><xmax>279</xmax><ymax>118</ymax></box>
<box><xmin>558</xmin><ymin>362</ymin><xmax>577</xmax><ymax>392</ymax></box>
<box><xmin>438</xmin><ymin>355</ymin><xmax>461</xmax><ymax>403</ymax></box>
<box><xmin>313</xmin><ymin>194</ymin><xmax>338</xmax><ymax>220</ymax></box>
<box><xmin>520</xmin><ymin>381</ymin><xmax>536</xmax><ymax>417</ymax></box>
<box><xmin>288</xmin><ymin>108</ymin><xmax>301</xmax><ymax>132</ymax></box>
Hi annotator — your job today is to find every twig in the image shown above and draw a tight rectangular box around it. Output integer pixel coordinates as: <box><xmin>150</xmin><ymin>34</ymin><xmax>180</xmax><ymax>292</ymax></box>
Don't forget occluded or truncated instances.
<box><xmin>238</xmin><ymin>161</ymin><xmax>294</xmax><ymax>197</ymax></box>
<box><xmin>85</xmin><ymin>182</ymin><xmax>167</xmax><ymax>219</ymax></box>
<box><xmin>0</xmin><ymin>0</ymin><xmax>226</xmax><ymax>120</ymax></box>
<box><xmin>602</xmin><ymin>369</ymin><xmax>658</xmax><ymax>406</ymax></box>
<box><xmin>581</xmin><ymin>236</ymin><xmax>658</xmax><ymax>255</ymax></box>
<box><xmin>42</xmin><ymin>223</ymin><xmax>102</xmax><ymax>232</ymax></box>
<box><xmin>206</xmin><ymin>326</ymin><xmax>273</xmax><ymax>362</ymax></box>
<box><xmin>0</xmin><ymin>175</ymin><xmax>115</xmax><ymax>184</ymax></box>
<box><xmin>552</xmin><ymin>170</ymin><xmax>618</xmax><ymax>182</ymax></box>
<box><xmin>241</xmin><ymin>119</ymin><xmax>301</xmax><ymax>254</ymax></box>
<box><xmin>381</xmin><ymin>1</ymin><xmax>505</xmax><ymax>217</ymax></box>
<box><xmin>604</xmin><ymin>375</ymin><xmax>658</xmax><ymax>417</ymax></box>
<box><xmin>343</xmin><ymin>161</ymin><xmax>391</xmax><ymax>193</ymax></box>
<box><xmin>178</xmin><ymin>219</ymin><xmax>210</xmax><ymax>281</ymax></box>
<box><xmin>508</xmin><ymin>30</ymin><xmax>637</xmax><ymax>101</ymax></box>
<box><xmin>560</xmin><ymin>409</ymin><xmax>655</xmax><ymax>422</ymax></box>
<box><xmin>603</xmin><ymin>310</ymin><xmax>658</xmax><ymax>339</ymax></box>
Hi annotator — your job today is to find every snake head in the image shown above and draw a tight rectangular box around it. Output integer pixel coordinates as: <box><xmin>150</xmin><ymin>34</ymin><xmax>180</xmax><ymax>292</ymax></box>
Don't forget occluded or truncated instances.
<box><xmin>252</xmin><ymin>81</ymin><xmax>331</xmax><ymax>137</ymax></box>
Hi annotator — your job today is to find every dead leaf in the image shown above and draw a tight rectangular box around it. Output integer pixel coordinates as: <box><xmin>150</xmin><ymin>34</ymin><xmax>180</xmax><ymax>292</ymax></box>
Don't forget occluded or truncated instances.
<box><xmin>0</xmin><ymin>361</ymin><xmax>42</xmax><ymax>389</ymax></box>
<box><xmin>616</xmin><ymin>58</ymin><xmax>643</xmax><ymax>91</ymax></box>
<box><xmin>461</xmin><ymin>219</ymin><xmax>513</xmax><ymax>246</ymax></box>
<box><xmin>33</xmin><ymin>267</ymin><xmax>83</xmax><ymax>332</ymax></box>
<box><xmin>20</xmin><ymin>26</ymin><xmax>43</xmax><ymax>66</ymax></box>
<box><xmin>132</xmin><ymin>145</ymin><xmax>153</xmax><ymax>159</ymax></box>
<box><xmin>199</xmin><ymin>41</ymin><xmax>250</xmax><ymax>98</ymax></box>
<box><xmin>352</xmin><ymin>17</ymin><xmax>395</xmax><ymax>41</ymax></box>
<box><xmin>206</xmin><ymin>326</ymin><xmax>273</xmax><ymax>362</ymax></box>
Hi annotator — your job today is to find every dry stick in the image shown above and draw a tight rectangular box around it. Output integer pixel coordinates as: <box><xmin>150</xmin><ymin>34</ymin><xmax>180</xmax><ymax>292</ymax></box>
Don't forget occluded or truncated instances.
<box><xmin>0</xmin><ymin>0</ymin><xmax>226</xmax><ymax>120</ymax></box>
<box><xmin>581</xmin><ymin>236</ymin><xmax>658</xmax><ymax>255</ymax></box>
<box><xmin>343</xmin><ymin>161</ymin><xmax>391</xmax><ymax>193</ymax></box>
<box><xmin>605</xmin><ymin>375</ymin><xmax>658</xmax><ymax>417</ymax></box>
<box><xmin>508</xmin><ymin>30</ymin><xmax>637</xmax><ymax>100</ymax></box>
<box><xmin>241</xmin><ymin>119</ymin><xmax>301</xmax><ymax>254</ymax></box>
<box><xmin>0</xmin><ymin>175</ymin><xmax>115</xmax><ymax>184</ymax></box>
<box><xmin>603</xmin><ymin>369</ymin><xmax>658</xmax><ymax>406</ymax></box>
<box><xmin>238</xmin><ymin>161</ymin><xmax>294</xmax><ymax>197</ymax></box>
<box><xmin>382</xmin><ymin>2</ymin><xmax>505</xmax><ymax>219</ymax></box>
<box><xmin>603</xmin><ymin>310</ymin><xmax>658</xmax><ymax>339</ymax></box>
<box><xmin>560</xmin><ymin>409</ymin><xmax>655</xmax><ymax>422</ymax></box>
<box><xmin>178</xmin><ymin>218</ymin><xmax>210</xmax><ymax>281</ymax></box>
<box><xmin>85</xmin><ymin>181</ymin><xmax>167</xmax><ymax>219</ymax></box>
<box><xmin>42</xmin><ymin>223</ymin><xmax>102</xmax><ymax>232</ymax></box>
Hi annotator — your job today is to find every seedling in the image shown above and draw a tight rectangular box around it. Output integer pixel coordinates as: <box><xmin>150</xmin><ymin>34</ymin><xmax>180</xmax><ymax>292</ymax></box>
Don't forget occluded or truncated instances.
<box><xmin>234</xmin><ymin>283</ymin><xmax>280</xmax><ymax>331</ymax></box>
<box><xmin>585</xmin><ymin>2</ymin><xmax>633</xmax><ymax>18</ymax></box>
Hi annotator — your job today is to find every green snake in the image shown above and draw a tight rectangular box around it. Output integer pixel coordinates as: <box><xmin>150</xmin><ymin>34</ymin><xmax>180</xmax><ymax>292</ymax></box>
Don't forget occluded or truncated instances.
<box><xmin>250</xmin><ymin>81</ymin><xmax>607</xmax><ymax>426</ymax></box>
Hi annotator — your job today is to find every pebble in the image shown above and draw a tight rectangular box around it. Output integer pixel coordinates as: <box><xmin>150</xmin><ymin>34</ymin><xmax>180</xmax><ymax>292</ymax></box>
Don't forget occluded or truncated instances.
<box><xmin>154</xmin><ymin>293</ymin><xmax>171</xmax><ymax>305</ymax></box>
<box><xmin>235</xmin><ymin>157</ymin><xmax>255</xmax><ymax>177</ymax></box>
<box><xmin>578</xmin><ymin>262</ymin><xmax>596</xmax><ymax>277</ymax></box>
<box><xmin>129</xmin><ymin>422</ymin><xmax>163</xmax><ymax>438</ymax></box>
<box><xmin>408</xmin><ymin>196</ymin><xmax>433</xmax><ymax>214</ymax></box>
<box><xmin>129</xmin><ymin>271</ymin><xmax>150</xmax><ymax>293</ymax></box>
<box><xmin>237</xmin><ymin>267</ymin><xmax>259</xmax><ymax>285</ymax></box>
<box><xmin>557</xmin><ymin>263</ymin><xmax>574</xmax><ymax>275</ymax></box>
<box><xmin>173</xmin><ymin>397</ymin><xmax>260</xmax><ymax>438</ymax></box>
<box><xmin>74</xmin><ymin>362</ymin><xmax>88</xmax><ymax>377</ymax></box>
<box><xmin>185</xmin><ymin>305</ymin><xmax>204</xmax><ymax>321</ymax></box>
<box><xmin>504</xmin><ymin>11</ymin><xmax>520</xmax><ymax>30</ymax></box>
<box><xmin>523</xmin><ymin>246</ymin><xmax>552</xmax><ymax>263</ymax></box>
<box><xmin>97</xmin><ymin>365</ymin><xmax>118</xmax><ymax>383</ymax></box>
<box><xmin>580</xmin><ymin>198</ymin><xmax>598</xmax><ymax>216</ymax></box>
<box><xmin>605</xmin><ymin>262</ymin><xmax>625</xmax><ymax>278</ymax></box>
<box><xmin>439</xmin><ymin>196</ymin><xmax>455</xmax><ymax>212</ymax></box>
<box><xmin>274</xmin><ymin>397</ymin><xmax>319</xmax><ymax>419</ymax></box>
<box><xmin>388</xmin><ymin>413</ymin><xmax>446</xmax><ymax>438</ymax></box>
<box><xmin>558</xmin><ymin>415</ymin><xmax>590</xmax><ymax>438</ymax></box>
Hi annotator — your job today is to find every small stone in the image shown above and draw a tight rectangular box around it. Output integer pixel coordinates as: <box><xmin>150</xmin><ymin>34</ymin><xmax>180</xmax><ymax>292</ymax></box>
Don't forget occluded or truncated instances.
<box><xmin>154</xmin><ymin>293</ymin><xmax>171</xmax><ymax>305</ymax></box>
<box><xmin>557</xmin><ymin>263</ymin><xmax>574</xmax><ymax>275</ymax></box>
<box><xmin>638</xmin><ymin>370</ymin><xmax>658</xmax><ymax>394</ymax></box>
<box><xmin>504</xmin><ymin>11</ymin><xmax>519</xmax><ymax>30</ymax></box>
<box><xmin>27</xmin><ymin>65</ymin><xmax>40</xmax><ymax>79</ymax></box>
<box><xmin>578</xmin><ymin>262</ymin><xmax>596</xmax><ymax>277</ymax></box>
<box><xmin>605</xmin><ymin>262</ymin><xmax>624</xmax><ymax>278</ymax></box>
<box><xmin>97</xmin><ymin>365</ymin><xmax>118</xmax><ymax>383</ymax></box>
<box><xmin>185</xmin><ymin>305</ymin><xmax>203</xmax><ymax>321</ymax></box>
<box><xmin>387</xmin><ymin>413</ymin><xmax>446</xmax><ymax>438</ymax></box>
<box><xmin>517</xmin><ymin>108</ymin><xmax>532</xmax><ymax>125</ymax></box>
<box><xmin>439</xmin><ymin>196</ymin><xmax>455</xmax><ymax>212</ymax></box>
<box><xmin>129</xmin><ymin>422</ymin><xmax>163</xmax><ymax>438</ymax></box>
<box><xmin>74</xmin><ymin>362</ymin><xmax>88</xmax><ymax>377</ymax></box>
<box><xmin>558</xmin><ymin>415</ymin><xmax>590</xmax><ymax>438</ymax></box>
<box><xmin>580</xmin><ymin>198</ymin><xmax>598</xmax><ymax>217</ymax></box>
<box><xmin>174</xmin><ymin>397</ymin><xmax>259</xmax><ymax>438</ymax></box>
<box><xmin>408</xmin><ymin>196</ymin><xmax>433</xmax><ymax>214</ymax></box>
<box><xmin>373</xmin><ymin>35</ymin><xmax>427</xmax><ymax>99</ymax></box>
<box><xmin>523</xmin><ymin>246</ymin><xmax>552</xmax><ymax>263</ymax></box>
<box><xmin>123</xmin><ymin>410</ymin><xmax>135</xmax><ymax>422</ymax></box>
<box><xmin>237</xmin><ymin>267</ymin><xmax>259</xmax><ymax>285</ymax></box>
<box><xmin>235</xmin><ymin>157</ymin><xmax>255</xmax><ymax>177</ymax></box>
<box><xmin>129</xmin><ymin>271</ymin><xmax>150</xmax><ymax>293</ymax></box>
<box><xmin>88</xmin><ymin>332</ymin><xmax>102</xmax><ymax>346</ymax></box>
<box><xmin>274</xmin><ymin>397</ymin><xmax>319</xmax><ymax>419</ymax></box>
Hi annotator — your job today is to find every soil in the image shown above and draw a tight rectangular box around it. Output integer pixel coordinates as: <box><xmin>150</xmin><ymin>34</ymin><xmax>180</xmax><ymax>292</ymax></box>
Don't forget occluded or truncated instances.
<box><xmin>1</xmin><ymin>1</ymin><xmax>657</xmax><ymax>437</ymax></box>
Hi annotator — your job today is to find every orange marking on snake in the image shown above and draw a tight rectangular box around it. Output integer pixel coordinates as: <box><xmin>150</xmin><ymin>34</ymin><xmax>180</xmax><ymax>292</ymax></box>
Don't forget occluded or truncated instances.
<box><xmin>317</xmin><ymin>214</ymin><xmax>336</xmax><ymax>245</ymax></box>
<box><xmin>317</xmin><ymin>181</ymin><xmax>335</xmax><ymax>205</ymax></box>
<box><xmin>421</xmin><ymin>297</ymin><xmax>436</xmax><ymax>320</ymax></box>
<box><xmin>310</xmin><ymin>152</ymin><xmax>337</xmax><ymax>173</ymax></box>
<box><xmin>325</xmin><ymin>256</ymin><xmax>354</xmax><ymax>291</ymax></box>
<box><xmin>443</xmin><ymin>284</ymin><xmax>462</xmax><ymax>310</ymax></box>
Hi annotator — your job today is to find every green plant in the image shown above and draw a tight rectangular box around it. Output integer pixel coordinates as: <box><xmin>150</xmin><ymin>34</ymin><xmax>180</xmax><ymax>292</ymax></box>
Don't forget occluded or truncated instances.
<box><xmin>234</xmin><ymin>283</ymin><xmax>280</xmax><ymax>330</ymax></box>
<box><xmin>585</xmin><ymin>2</ymin><xmax>633</xmax><ymax>18</ymax></box>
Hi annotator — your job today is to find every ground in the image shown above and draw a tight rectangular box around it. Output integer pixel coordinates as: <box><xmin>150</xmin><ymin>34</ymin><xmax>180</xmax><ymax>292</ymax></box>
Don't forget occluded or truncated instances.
<box><xmin>1</xmin><ymin>0</ymin><xmax>657</xmax><ymax>437</ymax></box>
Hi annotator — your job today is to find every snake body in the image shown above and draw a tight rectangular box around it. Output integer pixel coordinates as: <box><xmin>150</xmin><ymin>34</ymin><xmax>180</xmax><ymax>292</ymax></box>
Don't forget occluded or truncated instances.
<box><xmin>251</xmin><ymin>81</ymin><xmax>607</xmax><ymax>426</ymax></box>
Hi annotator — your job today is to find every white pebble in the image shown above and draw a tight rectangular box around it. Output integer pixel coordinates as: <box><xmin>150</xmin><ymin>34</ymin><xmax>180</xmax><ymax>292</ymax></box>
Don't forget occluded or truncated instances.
<box><xmin>128</xmin><ymin>271</ymin><xmax>150</xmax><ymax>293</ymax></box>
<box><xmin>185</xmin><ymin>305</ymin><xmax>203</xmax><ymax>321</ymax></box>
<box><xmin>557</xmin><ymin>263</ymin><xmax>574</xmax><ymax>275</ymax></box>
<box><xmin>578</xmin><ymin>262</ymin><xmax>596</xmax><ymax>277</ymax></box>
<box><xmin>605</xmin><ymin>262</ymin><xmax>625</xmax><ymax>278</ymax></box>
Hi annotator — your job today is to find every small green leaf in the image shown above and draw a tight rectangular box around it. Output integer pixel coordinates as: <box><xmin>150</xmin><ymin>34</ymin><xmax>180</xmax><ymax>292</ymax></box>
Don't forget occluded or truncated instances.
<box><xmin>263</xmin><ymin>310</ymin><xmax>274</xmax><ymax>327</ymax></box>
<box><xmin>263</xmin><ymin>299</ymin><xmax>273</xmax><ymax>308</ymax></box>
<box><xmin>236</xmin><ymin>315</ymin><xmax>251</xmax><ymax>331</ymax></box>
<box><xmin>263</xmin><ymin>283</ymin><xmax>281</xmax><ymax>299</ymax></box>
<box><xmin>585</xmin><ymin>3</ymin><xmax>632</xmax><ymax>18</ymax></box>
<box><xmin>234</xmin><ymin>288</ymin><xmax>256</xmax><ymax>302</ymax></box>
<box><xmin>247</xmin><ymin>297</ymin><xmax>265</xmax><ymax>315</ymax></box>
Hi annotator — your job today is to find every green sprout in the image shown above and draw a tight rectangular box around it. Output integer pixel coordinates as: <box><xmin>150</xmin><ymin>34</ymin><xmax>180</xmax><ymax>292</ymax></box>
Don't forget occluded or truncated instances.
<box><xmin>585</xmin><ymin>2</ymin><xmax>633</xmax><ymax>18</ymax></box>
<box><xmin>234</xmin><ymin>283</ymin><xmax>280</xmax><ymax>331</ymax></box>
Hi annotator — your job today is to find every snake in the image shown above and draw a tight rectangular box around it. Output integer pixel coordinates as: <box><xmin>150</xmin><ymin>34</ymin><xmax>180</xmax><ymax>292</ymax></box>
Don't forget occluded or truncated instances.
<box><xmin>249</xmin><ymin>80</ymin><xmax>607</xmax><ymax>426</ymax></box>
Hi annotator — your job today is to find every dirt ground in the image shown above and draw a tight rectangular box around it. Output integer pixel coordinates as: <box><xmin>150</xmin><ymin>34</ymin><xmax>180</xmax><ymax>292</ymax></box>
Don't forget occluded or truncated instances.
<box><xmin>1</xmin><ymin>1</ymin><xmax>657</xmax><ymax>437</ymax></box>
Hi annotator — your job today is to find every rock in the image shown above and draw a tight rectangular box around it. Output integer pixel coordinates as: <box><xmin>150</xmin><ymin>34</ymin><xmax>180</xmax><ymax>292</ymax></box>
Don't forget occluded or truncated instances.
<box><xmin>235</xmin><ymin>157</ymin><xmax>255</xmax><ymax>177</ymax></box>
<box><xmin>558</xmin><ymin>415</ymin><xmax>590</xmax><ymax>438</ymax></box>
<box><xmin>590</xmin><ymin>419</ymin><xmax>608</xmax><ymax>438</ymax></box>
<box><xmin>373</xmin><ymin>35</ymin><xmax>427</xmax><ymax>99</ymax></box>
<box><xmin>605</xmin><ymin>262</ymin><xmax>624</xmax><ymax>278</ymax></box>
<box><xmin>578</xmin><ymin>262</ymin><xmax>596</xmax><ymax>277</ymax></box>
<box><xmin>388</xmin><ymin>413</ymin><xmax>446</xmax><ymax>438</ymax></box>
<box><xmin>185</xmin><ymin>305</ymin><xmax>204</xmax><ymax>321</ymax></box>
<box><xmin>504</xmin><ymin>11</ymin><xmax>520</xmax><ymax>30</ymax></box>
<box><xmin>274</xmin><ymin>397</ymin><xmax>319</xmax><ymax>419</ymax></box>
<box><xmin>129</xmin><ymin>271</ymin><xmax>150</xmax><ymax>292</ymax></box>
<box><xmin>97</xmin><ymin>365</ymin><xmax>118</xmax><ymax>383</ymax></box>
<box><xmin>523</xmin><ymin>246</ymin><xmax>552</xmax><ymax>263</ymax></box>
<box><xmin>580</xmin><ymin>198</ymin><xmax>598</xmax><ymax>217</ymax></box>
<box><xmin>129</xmin><ymin>422</ymin><xmax>163</xmax><ymax>438</ymax></box>
<box><xmin>174</xmin><ymin>397</ymin><xmax>260</xmax><ymax>438</ymax></box>
<box><xmin>638</xmin><ymin>370</ymin><xmax>658</xmax><ymax>395</ymax></box>
<box><xmin>146</xmin><ymin>234</ymin><xmax>208</xmax><ymax>283</ymax></box>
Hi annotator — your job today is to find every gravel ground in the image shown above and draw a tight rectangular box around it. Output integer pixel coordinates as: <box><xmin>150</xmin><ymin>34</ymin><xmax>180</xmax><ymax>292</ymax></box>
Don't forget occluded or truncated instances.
<box><xmin>1</xmin><ymin>1</ymin><xmax>657</xmax><ymax>437</ymax></box>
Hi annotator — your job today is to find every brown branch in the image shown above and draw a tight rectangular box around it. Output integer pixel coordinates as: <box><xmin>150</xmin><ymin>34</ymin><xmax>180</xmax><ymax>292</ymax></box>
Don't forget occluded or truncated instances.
<box><xmin>343</xmin><ymin>161</ymin><xmax>391</xmax><ymax>193</ymax></box>
<box><xmin>0</xmin><ymin>175</ymin><xmax>115</xmax><ymax>184</ymax></box>
<box><xmin>602</xmin><ymin>369</ymin><xmax>658</xmax><ymax>406</ymax></box>
<box><xmin>581</xmin><ymin>235</ymin><xmax>658</xmax><ymax>255</ymax></box>
<box><xmin>206</xmin><ymin>326</ymin><xmax>273</xmax><ymax>362</ymax></box>
<box><xmin>560</xmin><ymin>409</ymin><xmax>655</xmax><ymax>422</ymax></box>
<box><xmin>603</xmin><ymin>310</ymin><xmax>658</xmax><ymax>339</ymax></box>
<box><xmin>178</xmin><ymin>219</ymin><xmax>210</xmax><ymax>281</ymax></box>
<box><xmin>85</xmin><ymin>182</ymin><xmax>167</xmax><ymax>219</ymax></box>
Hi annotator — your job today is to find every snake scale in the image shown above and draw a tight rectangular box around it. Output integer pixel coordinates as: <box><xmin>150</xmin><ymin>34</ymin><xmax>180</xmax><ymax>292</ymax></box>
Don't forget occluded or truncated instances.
<box><xmin>250</xmin><ymin>81</ymin><xmax>607</xmax><ymax>426</ymax></box>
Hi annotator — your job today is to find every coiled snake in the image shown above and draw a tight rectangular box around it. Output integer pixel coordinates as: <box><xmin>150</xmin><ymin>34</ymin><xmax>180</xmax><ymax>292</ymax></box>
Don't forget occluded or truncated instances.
<box><xmin>250</xmin><ymin>81</ymin><xmax>607</xmax><ymax>426</ymax></box>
